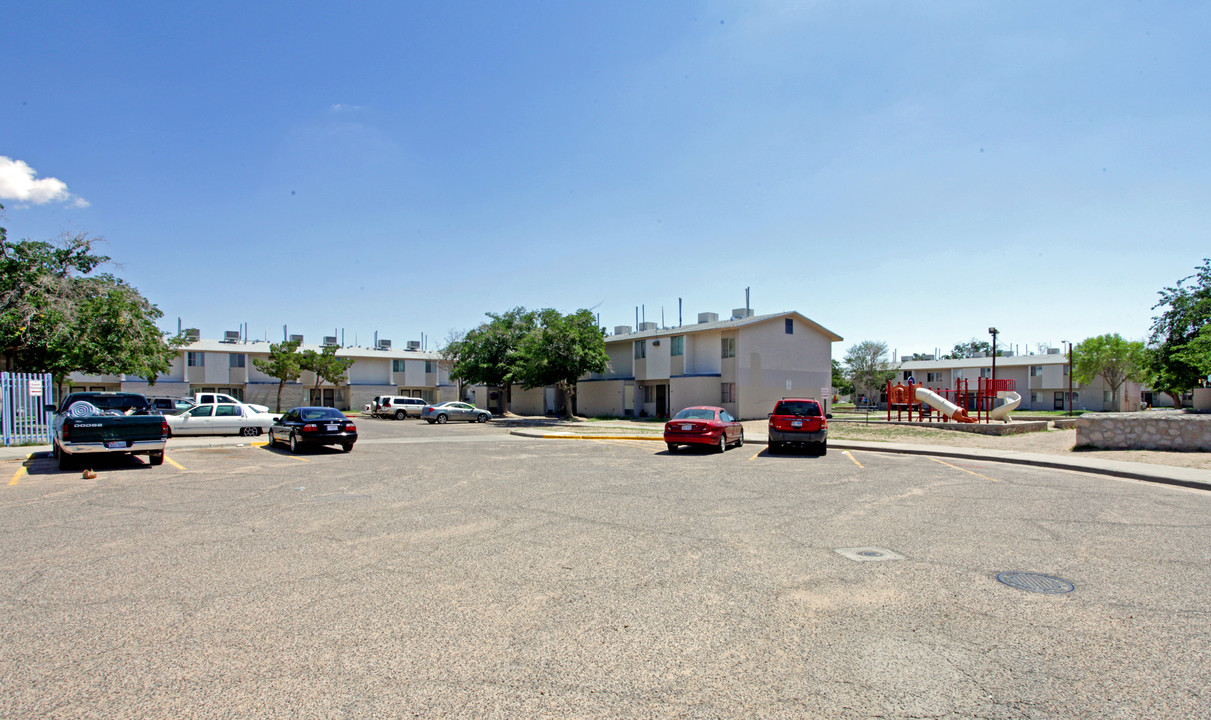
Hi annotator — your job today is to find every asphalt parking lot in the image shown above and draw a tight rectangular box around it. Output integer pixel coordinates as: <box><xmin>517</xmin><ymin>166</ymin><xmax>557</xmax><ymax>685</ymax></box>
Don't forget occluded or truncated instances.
<box><xmin>3</xmin><ymin>417</ymin><xmax>1209</xmax><ymax>718</ymax></box>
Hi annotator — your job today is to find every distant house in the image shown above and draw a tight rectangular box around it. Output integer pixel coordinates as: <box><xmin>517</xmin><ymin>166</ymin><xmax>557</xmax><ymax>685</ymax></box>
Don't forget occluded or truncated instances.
<box><xmin>575</xmin><ymin>309</ymin><xmax>842</xmax><ymax>420</ymax></box>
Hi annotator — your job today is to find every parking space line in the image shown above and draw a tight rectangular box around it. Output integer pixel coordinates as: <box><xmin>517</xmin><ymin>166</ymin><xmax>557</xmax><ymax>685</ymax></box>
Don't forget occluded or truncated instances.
<box><xmin>164</xmin><ymin>456</ymin><xmax>186</xmax><ymax>470</ymax></box>
<box><xmin>747</xmin><ymin>449</ymin><xmax>762</xmax><ymax>461</ymax></box>
<box><xmin>927</xmin><ymin>456</ymin><xmax>999</xmax><ymax>482</ymax></box>
<box><xmin>843</xmin><ymin>450</ymin><xmax>864</xmax><ymax>468</ymax></box>
<box><xmin>8</xmin><ymin>457</ymin><xmax>30</xmax><ymax>486</ymax></box>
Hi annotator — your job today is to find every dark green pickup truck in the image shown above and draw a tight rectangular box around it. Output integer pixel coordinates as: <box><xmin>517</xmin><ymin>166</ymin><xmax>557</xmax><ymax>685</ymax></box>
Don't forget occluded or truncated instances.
<box><xmin>51</xmin><ymin>392</ymin><xmax>168</xmax><ymax>471</ymax></box>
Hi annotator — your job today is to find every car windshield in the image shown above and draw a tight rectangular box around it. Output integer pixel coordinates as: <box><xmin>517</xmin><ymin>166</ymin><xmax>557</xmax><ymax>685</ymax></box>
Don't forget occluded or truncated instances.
<box><xmin>673</xmin><ymin>408</ymin><xmax>716</xmax><ymax>421</ymax></box>
<box><xmin>300</xmin><ymin>408</ymin><xmax>345</xmax><ymax>421</ymax></box>
<box><xmin>776</xmin><ymin>401</ymin><xmax>820</xmax><ymax>417</ymax></box>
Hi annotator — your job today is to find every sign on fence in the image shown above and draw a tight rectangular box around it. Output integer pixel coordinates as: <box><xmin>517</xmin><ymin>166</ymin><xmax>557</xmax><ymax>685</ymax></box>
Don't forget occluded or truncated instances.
<box><xmin>2</xmin><ymin>372</ymin><xmax>55</xmax><ymax>446</ymax></box>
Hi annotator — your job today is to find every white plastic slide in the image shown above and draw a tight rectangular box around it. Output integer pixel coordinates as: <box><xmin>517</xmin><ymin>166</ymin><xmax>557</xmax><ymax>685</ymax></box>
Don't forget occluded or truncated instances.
<box><xmin>914</xmin><ymin>387</ymin><xmax>976</xmax><ymax>423</ymax></box>
<box><xmin>989</xmin><ymin>391</ymin><xmax>1022</xmax><ymax>421</ymax></box>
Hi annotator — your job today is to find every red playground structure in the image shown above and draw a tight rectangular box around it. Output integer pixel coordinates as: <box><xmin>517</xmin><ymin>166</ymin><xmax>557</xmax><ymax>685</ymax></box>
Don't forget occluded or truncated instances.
<box><xmin>886</xmin><ymin>378</ymin><xmax>1019</xmax><ymax>423</ymax></box>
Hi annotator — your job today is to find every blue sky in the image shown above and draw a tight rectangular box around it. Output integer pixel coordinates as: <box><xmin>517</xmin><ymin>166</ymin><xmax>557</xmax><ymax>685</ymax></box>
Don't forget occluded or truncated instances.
<box><xmin>3</xmin><ymin>1</ymin><xmax>1208</xmax><ymax>360</ymax></box>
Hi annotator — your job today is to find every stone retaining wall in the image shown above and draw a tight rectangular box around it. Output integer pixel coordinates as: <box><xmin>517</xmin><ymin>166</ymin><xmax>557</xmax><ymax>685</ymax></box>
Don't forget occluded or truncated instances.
<box><xmin>1076</xmin><ymin>411</ymin><xmax>1211</xmax><ymax>451</ymax></box>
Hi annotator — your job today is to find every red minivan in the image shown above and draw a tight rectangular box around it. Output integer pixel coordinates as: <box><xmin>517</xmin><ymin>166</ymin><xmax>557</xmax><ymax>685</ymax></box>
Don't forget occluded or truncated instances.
<box><xmin>767</xmin><ymin>398</ymin><xmax>830</xmax><ymax>455</ymax></box>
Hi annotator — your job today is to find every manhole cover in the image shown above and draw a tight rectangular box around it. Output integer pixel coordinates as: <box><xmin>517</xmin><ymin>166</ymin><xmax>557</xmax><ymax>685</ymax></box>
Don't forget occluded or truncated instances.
<box><xmin>835</xmin><ymin>546</ymin><xmax>905</xmax><ymax>562</ymax></box>
<box><xmin>996</xmin><ymin>571</ymin><xmax>1075</xmax><ymax>594</ymax></box>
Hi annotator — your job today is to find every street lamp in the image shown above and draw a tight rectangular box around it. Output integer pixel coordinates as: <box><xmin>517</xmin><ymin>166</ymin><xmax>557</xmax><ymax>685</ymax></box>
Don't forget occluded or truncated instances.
<box><xmin>988</xmin><ymin>327</ymin><xmax>999</xmax><ymax>385</ymax></box>
<box><xmin>1062</xmin><ymin>340</ymin><xmax>1073</xmax><ymax>415</ymax></box>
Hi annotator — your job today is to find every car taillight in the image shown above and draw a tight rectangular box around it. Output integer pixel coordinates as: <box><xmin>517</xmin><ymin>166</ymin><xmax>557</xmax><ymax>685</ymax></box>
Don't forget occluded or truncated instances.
<box><xmin>161</xmin><ymin>418</ymin><xmax>169</xmax><ymax>437</ymax></box>
<box><xmin>303</xmin><ymin>423</ymin><xmax>317</xmax><ymax>432</ymax></box>
<box><xmin>346</xmin><ymin>423</ymin><xmax>356</xmax><ymax>432</ymax></box>
<box><xmin>61</xmin><ymin>420</ymin><xmax>72</xmax><ymax>442</ymax></box>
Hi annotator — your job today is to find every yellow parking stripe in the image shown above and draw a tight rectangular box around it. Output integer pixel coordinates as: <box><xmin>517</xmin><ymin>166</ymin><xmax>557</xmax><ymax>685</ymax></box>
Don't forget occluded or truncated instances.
<box><xmin>843</xmin><ymin>450</ymin><xmax>864</xmax><ymax>468</ymax></box>
<box><xmin>748</xmin><ymin>449</ymin><xmax>762</xmax><ymax>461</ymax></box>
<box><xmin>8</xmin><ymin>459</ymin><xmax>29</xmax><ymax>486</ymax></box>
<box><xmin>927</xmin><ymin>456</ymin><xmax>999</xmax><ymax>482</ymax></box>
<box><xmin>164</xmin><ymin>456</ymin><xmax>186</xmax><ymax>470</ymax></box>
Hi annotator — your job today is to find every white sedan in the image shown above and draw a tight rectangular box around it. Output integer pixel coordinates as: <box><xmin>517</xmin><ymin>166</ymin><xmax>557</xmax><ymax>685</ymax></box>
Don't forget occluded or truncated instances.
<box><xmin>165</xmin><ymin>403</ymin><xmax>277</xmax><ymax>437</ymax></box>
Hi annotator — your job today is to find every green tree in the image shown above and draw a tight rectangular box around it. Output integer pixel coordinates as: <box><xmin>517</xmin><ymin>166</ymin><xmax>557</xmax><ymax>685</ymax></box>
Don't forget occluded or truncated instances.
<box><xmin>252</xmin><ymin>339</ymin><xmax>302</xmax><ymax>412</ymax></box>
<box><xmin>513</xmin><ymin>308</ymin><xmax>609</xmax><ymax>418</ymax></box>
<box><xmin>443</xmin><ymin>307</ymin><xmax>538</xmax><ymax>410</ymax></box>
<box><xmin>947</xmin><ymin>338</ymin><xmax>992</xmax><ymax>359</ymax></box>
<box><xmin>1072</xmin><ymin>334</ymin><xmax>1146</xmax><ymax>411</ymax></box>
<box><xmin>844</xmin><ymin>340</ymin><xmax>899</xmax><ymax>405</ymax></box>
<box><xmin>0</xmin><ymin>217</ymin><xmax>181</xmax><ymax>385</ymax></box>
<box><xmin>1147</xmin><ymin>259</ymin><xmax>1211</xmax><ymax>407</ymax></box>
<box><xmin>299</xmin><ymin>345</ymin><xmax>355</xmax><ymax>404</ymax></box>
<box><xmin>831</xmin><ymin>358</ymin><xmax>854</xmax><ymax>397</ymax></box>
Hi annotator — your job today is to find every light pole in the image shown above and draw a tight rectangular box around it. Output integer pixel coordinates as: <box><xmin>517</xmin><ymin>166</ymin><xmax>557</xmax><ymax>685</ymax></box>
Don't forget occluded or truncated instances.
<box><xmin>1063</xmin><ymin>340</ymin><xmax>1073</xmax><ymax>415</ymax></box>
<box><xmin>988</xmin><ymin>327</ymin><xmax>999</xmax><ymax>384</ymax></box>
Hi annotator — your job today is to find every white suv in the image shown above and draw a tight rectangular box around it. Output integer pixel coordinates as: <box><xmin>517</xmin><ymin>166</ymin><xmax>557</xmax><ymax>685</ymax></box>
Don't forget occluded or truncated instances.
<box><xmin>375</xmin><ymin>396</ymin><xmax>427</xmax><ymax>419</ymax></box>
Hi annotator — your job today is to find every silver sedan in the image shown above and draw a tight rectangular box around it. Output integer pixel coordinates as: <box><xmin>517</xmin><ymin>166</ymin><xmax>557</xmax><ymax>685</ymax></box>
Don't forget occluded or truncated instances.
<box><xmin>421</xmin><ymin>401</ymin><xmax>491</xmax><ymax>424</ymax></box>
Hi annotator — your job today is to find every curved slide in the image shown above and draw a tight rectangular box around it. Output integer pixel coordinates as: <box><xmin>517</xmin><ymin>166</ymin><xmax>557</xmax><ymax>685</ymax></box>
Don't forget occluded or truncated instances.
<box><xmin>989</xmin><ymin>391</ymin><xmax>1022</xmax><ymax>421</ymax></box>
<box><xmin>914</xmin><ymin>387</ymin><xmax>977</xmax><ymax>423</ymax></box>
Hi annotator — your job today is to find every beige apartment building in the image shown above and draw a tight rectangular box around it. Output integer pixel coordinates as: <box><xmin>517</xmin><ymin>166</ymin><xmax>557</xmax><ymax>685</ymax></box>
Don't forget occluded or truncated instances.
<box><xmin>576</xmin><ymin>309</ymin><xmax>843</xmax><ymax>420</ymax></box>
<box><xmin>67</xmin><ymin>338</ymin><xmax>454</xmax><ymax>411</ymax></box>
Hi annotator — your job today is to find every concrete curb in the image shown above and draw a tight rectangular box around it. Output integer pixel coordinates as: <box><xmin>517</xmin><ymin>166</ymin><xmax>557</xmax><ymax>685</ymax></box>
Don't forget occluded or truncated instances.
<box><xmin>507</xmin><ymin>429</ymin><xmax>1211</xmax><ymax>492</ymax></box>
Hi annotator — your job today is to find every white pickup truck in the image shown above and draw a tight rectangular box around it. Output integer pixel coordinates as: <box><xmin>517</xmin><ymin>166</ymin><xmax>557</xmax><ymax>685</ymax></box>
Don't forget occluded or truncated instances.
<box><xmin>193</xmin><ymin>392</ymin><xmax>271</xmax><ymax>415</ymax></box>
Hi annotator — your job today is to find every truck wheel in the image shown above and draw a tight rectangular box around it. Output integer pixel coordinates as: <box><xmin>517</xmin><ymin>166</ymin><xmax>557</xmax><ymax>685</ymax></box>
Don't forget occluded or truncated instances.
<box><xmin>395</xmin><ymin>410</ymin><xmax>406</xmax><ymax>420</ymax></box>
<box><xmin>58</xmin><ymin>450</ymin><xmax>76</xmax><ymax>471</ymax></box>
<box><xmin>148</xmin><ymin>451</ymin><xmax>165</xmax><ymax>466</ymax></box>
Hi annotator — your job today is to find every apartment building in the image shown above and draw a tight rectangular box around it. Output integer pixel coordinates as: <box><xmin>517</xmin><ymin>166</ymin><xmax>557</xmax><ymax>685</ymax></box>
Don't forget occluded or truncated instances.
<box><xmin>577</xmin><ymin>309</ymin><xmax>842</xmax><ymax>420</ymax></box>
<box><xmin>67</xmin><ymin>338</ymin><xmax>455</xmax><ymax>411</ymax></box>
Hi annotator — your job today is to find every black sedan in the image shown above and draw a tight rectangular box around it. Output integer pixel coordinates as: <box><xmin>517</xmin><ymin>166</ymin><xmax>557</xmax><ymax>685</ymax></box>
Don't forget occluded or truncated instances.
<box><xmin>269</xmin><ymin>406</ymin><xmax>357</xmax><ymax>453</ymax></box>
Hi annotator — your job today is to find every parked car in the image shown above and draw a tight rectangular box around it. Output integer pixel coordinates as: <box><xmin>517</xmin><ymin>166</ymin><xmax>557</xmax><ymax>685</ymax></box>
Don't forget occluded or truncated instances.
<box><xmin>421</xmin><ymin>401</ymin><xmax>491</xmax><ymax>424</ymax></box>
<box><xmin>165</xmin><ymin>403</ymin><xmax>275</xmax><ymax>437</ymax></box>
<box><xmin>767</xmin><ymin>397</ymin><xmax>830</xmax><ymax>455</ymax></box>
<box><xmin>664</xmin><ymin>406</ymin><xmax>743</xmax><ymax>453</ymax></box>
<box><xmin>146</xmin><ymin>396</ymin><xmax>196</xmax><ymax>415</ymax></box>
<box><xmin>193</xmin><ymin>392</ymin><xmax>270</xmax><ymax>414</ymax></box>
<box><xmin>50</xmin><ymin>392</ymin><xmax>167</xmax><ymax>470</ymax></box>
<box><xmin>269</xmin><ymin>406</ymin><xmax>358</xmax><ymax>453</ymax></box>
<box><xmin>374</xmin><ymin>396</ymin><xmax>427</xmax><ymax>420</ymax></box>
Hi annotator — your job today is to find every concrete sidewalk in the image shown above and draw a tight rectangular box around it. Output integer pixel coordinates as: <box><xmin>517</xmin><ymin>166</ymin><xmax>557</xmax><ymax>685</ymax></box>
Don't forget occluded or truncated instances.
<box><xmin>505</xmin><ymin>427</ymin><xmax>1211</xmax><ymax>492</ymax></box>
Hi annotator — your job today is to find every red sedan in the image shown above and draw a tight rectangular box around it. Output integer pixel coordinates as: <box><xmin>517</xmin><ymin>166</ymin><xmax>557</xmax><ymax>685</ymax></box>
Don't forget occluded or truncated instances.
<box><xmin>663</xmin><ymin>406</ymin><xmax>744</xmax><ymax>453</ymax></box>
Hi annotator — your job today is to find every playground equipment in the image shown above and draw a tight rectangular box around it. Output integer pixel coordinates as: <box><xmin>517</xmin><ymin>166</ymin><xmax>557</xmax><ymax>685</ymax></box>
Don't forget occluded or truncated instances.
<box><xmin>886</xmin><ymin>378</ymin><xmax>1018</xmax><ymax>424</ymax></box>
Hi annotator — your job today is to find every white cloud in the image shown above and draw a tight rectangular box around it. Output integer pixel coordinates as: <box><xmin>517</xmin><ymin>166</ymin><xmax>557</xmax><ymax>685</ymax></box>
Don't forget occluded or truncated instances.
<box><xmin>0</xmin><ymin>156</ymin><xmax>89</xmax><ymax>207</ymax></box>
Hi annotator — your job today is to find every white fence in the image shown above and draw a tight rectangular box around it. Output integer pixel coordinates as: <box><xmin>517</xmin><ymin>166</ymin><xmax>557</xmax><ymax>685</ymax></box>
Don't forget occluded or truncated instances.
<box><xmin>1</xmin><ymin>372</ymin><xmax>55</xmax><ymax>446</ymax></box>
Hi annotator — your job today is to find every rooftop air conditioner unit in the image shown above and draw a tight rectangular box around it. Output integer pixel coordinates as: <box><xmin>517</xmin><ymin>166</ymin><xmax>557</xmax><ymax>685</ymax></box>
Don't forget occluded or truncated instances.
<box><xmin>698</xmin><ymin>312</ymin><xmax>719</xmax><ymax>324</ymax></box>
<box><xmin>378</xmin><ymin>339</ymin><xmax>392</xmax><ymax>350</ymax></box>
<box><xmin>222</xmin><ymin>330</ymin><xmax>240</xmax><ymax>343</ymax></box>
<box><xmin>639</xmin><ymin>322</ymin><xmax>658</xmax><ymax>331</ymax></box>
<box><xmin>183</xmin><ymin>328</ymin><xmax>201</xmax><ymax>341</ymax></box>
<box><xmin>289</xmin><ymin>334</ymin><xmax>304</xmax><ymax>344</ymax></box>
<box><xmin>406</xmin><ymin>340</ymin><xmax>421</xmax><ymax>351</ymax></box>
<box><xmin>731</xmin><ymin>308</ymin><xmax>753</xmax><ymax>320</ymax></box>
<box><xmin>323</xmin><ymin>336</ymin><xmax>338</xmax><ymax>346</ymax></box>
<box><xmin>614</xmin><ymin>325</ymin><xmax>632</xmax><ymax>335</ymax></box>
<box><xmin>1047</xmin><ymin>348</ymin><xmax>1061</xmax><ymax>355</ymax></box>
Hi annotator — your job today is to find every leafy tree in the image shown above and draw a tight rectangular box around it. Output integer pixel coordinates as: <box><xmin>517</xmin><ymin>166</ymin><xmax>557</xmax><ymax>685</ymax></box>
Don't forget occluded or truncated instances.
<box><xmin>1072</xmin><ymin>334</ymin><xmax>1146</xmax><ymax>411</ymax></box>
<box><xmin>513</xmin><ymin>308</ymin><xmax>609</xmax><ymax>418</ymax></box>
<box><xmin>252</xmin><ymin>339</ymin><xmax>302</xmax><ymax>412</ymax></box>
<box><xmin>1147</xmin><ymin>258</ymin><xmax>1211</xmax><ymax>407</ymax></box>
<box><xmin>0</xmin><ymin>216</ymin><xmax>181</xmax><ymax>385</ymax></box>
<box><xmin>947</xmin><ymin>338</ymin><xmax>992</xmax><ymax>359</ymax></box>
<box><xmin>299</xmin><ymin>345</ymin><xmax>355</xmax><ymax>403</ymax></box>
<box><xmin>844</xmin><ymin>340</ymin><xmax>899</xmax><ymax>404</ymax></box>
<box><xmin>831</xmin><ymin>358</ymin><xmax>854</xmax><ymax>397</ymax></box>
<box><xmin>443</xmin><ymin>307</ymin><xmax>538</xmax><ymax>409</ymax></box>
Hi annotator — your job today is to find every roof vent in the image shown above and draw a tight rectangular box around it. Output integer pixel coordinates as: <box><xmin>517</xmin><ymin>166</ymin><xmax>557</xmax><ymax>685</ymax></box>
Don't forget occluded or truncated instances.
<box><xmin>614</xmin><ymin>325</ymin><xmax>633</xmax><ymax>335</ymax></box>
<box><xmin>698</xmin><ymin>312</ymin><xmax>718</xmax><ymax>324</ymax></box>
<box><xmin>322</xmin><ymin>336</ymin><xmax>338</xmax><ymax>346</ymax></box>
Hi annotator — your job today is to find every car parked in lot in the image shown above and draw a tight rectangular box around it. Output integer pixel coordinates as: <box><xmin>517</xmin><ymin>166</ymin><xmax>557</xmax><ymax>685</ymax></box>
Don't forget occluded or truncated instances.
<box><xmin>664</xmin><ymin>406</ymin><xmax>743</xmax><ymax>453</ymax></box>
<box><xmin>269</xmin><ymin>406</ymin><xmax>357</xmax><ymax>453</ymax></box>
<box><xmin>165</xmin><ymin>403</ymin><xmax>276</xmax><ymax>437</ymax></box>
<box><xmin>374</xmin><ymin>396</ymin><xmax>427</xmax><ymax>420</ymax></box>
<box><xmin>51</xmin><ymin>392</ymin><xmax>168</xmax><ymax>469</ymax></box>
<box><xmin>193</xmin><ymin>392</ymin><xmax>270</xmax><ymax>415</ymax></box>
<box><xmin>421</xmin><ymin>401</ymin><xmax>491</xmax><ymax>424</ymax></box>
<box><xmin>146</xmin><ymin>396</ymin><xmax>196</xmax><ymax>415</ymax></box>
<box><xmin>767</xmin><ymin>397</ymin><xmax>830</xmax><ymax>455</ymax></box>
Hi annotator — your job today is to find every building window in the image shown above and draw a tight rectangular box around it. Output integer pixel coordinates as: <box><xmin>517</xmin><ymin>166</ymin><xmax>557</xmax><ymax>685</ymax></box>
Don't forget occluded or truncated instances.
<box><xmin>979</xmin><ymin>368</ymin><xmax>991</xmax><ymax>378</ymax></box>
<box><xmin>393</xmin><ymin>359</ymin><xmax>406</xmax><ymax>372</ymax></box>
<box><xmin>643</xmin><ymin>385</ymin><xmax>655</xmax><ymax>404</ymax></box>
<box><xmin>785</xmin><ymin>319</ymin><xmax>793</xmax><ymax>334</ymax></box>
<box><xmin>721</xmin><ymin>382</ymin><xmax>736</xmax><ymax>403</ymax></box>
<box><xmin>187</xmin><ymin>352</ymin><xmax>205</xmax><ymax>367</ymax></box>
<box><xmin>721</xmin><ymin>338</ymin><xmax>735</xmax><ymax>358</ymax></box>
<box><xmin>229</xmin><ymin>353</ymin><xmax>245</xmax><ymax>368</ymax></box>
<box><xmin>1030</xmin><ymin>365</ymin><xmax>1043</xmax><ymax>377</ymax></box>
<box><xmin>635</xmin><ymin>341</ymin><xmax>646</xmax><ymax>359</ymax></box>
<box><xmin>1104</xmin><ymin>390</ymin><xmax>1113</xmax><ymax>404</ymax></box>
<box><xmin>1063</xmin><ymin>365</ymin><xmax>1070</xmax><ymax>376</ymax></box>
<box><xmin>671</xmin><ymin>335</ymin><xmax>684</xmax><ymax>356</ymax></box>
<box><xmin>926</xmin><ymin>372</ymin><xmax>941</xmax><ymax>383</ymax></box>
<box><xmin>425</xmin><ymin>360</ymin><xmax>435</xmax><ymax>373</ymax></box>
<box><xmin>1031</xmin><ymin>392</ymin><xmax>1039</xmax><ymax>403</ymax></box>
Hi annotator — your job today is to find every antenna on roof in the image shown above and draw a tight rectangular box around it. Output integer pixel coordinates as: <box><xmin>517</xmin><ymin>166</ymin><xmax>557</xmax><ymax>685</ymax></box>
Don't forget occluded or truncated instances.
<box><xmin>745</xmin><ymin>286</ymin><xmax>750</xmax><ymax>315</ymax></box>
<box><xmin>679</xmin><ymin>298</ymin><xmax>682</xmax><ymax>327</ymax></box>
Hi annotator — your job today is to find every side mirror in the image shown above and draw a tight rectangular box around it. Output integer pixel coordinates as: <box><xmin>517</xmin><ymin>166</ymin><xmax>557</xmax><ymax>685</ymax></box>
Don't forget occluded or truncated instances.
<box><xmin>45</xmin><ymin>403</ymin><xmax>57</xmax><ymax>413</ymax></box>
<box><xmin>766</xmin><ymin>412</ymin><xmax>773</xmax><ymax>418</ymax></box>
<box><xmin>826</xmin><ymin>413</ymin><xmax>833</xmax><ymax>419</ymax></box>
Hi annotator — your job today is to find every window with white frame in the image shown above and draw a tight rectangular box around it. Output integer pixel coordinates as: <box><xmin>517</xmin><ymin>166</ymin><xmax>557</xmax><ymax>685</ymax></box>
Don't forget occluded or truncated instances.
<box><xmin>425</xmin><ymin>360</ymin><xmax>436</xmax><ymax>373</ymax></box>
<box><xmin>1030</xmin><ymin>365</ymin><xmax>1043</xmax><ymax>376</ymax></box>
<box><xmin>926</xmin><ymin>372</ymin><xmax>942</xmax><ymax>383</ymax></box>
<box><xmin>392</xmin><ymin>359</ymin><xmax>406</xmax><ymax>372</ymax></box>
<box><xmin>721</xmin><ymin>337</ymin><xmax>735</xmax><ymax>358</ymax></box>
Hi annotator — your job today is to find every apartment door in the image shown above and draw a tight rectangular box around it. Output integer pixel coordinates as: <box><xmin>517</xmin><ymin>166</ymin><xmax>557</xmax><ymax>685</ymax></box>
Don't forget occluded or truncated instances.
<box><xmin>656</xmin><ymin>384</ymin><xmax>668</xmax><ymax>418</ymax></box>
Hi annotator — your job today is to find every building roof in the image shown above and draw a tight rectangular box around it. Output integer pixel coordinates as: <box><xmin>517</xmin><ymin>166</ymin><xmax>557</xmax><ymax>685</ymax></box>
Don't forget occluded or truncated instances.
<box><xmin>899</xmin><ymin>353</ymin><xmax>1069</xmax><ymax>370</ymax></box>
<box><xmin>605</xmin><ymin>311</ymin><xmax>843</xmax><ymax>344</ymax></box>
<box><xmin>181</xmin><ymin>339</ymin><xmax>441</xmax><ymax>360</ymax></box>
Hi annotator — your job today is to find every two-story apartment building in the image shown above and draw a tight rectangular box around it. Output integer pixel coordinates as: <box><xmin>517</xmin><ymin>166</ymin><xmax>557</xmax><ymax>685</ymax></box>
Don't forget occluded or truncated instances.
<box><xmin>576</xmin><ymin>309</ymin><xmax>842</xmax><ymax>420</ymax></box>
<box><xmin>67</xmin><ymin>339</ymin><xmax>455</xmax><ymax>411</ymax></box>
<box><xmin>897</xmin><ymin>351</ymin><xmax>1144</xmax><ymax>412</ymax></box>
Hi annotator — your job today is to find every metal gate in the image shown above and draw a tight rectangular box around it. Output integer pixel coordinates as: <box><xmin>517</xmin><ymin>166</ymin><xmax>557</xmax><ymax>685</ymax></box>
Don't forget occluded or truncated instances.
<box><xmin>1</xmin><ymin>372</ymin><xmax>55</xmax><ymax>446</ymax></box>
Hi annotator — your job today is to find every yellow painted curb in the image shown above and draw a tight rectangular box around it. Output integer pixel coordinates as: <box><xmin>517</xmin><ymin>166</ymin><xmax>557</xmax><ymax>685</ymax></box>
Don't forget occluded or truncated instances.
<box><xmin>540</xmin><ymin>434</ymin><xmax>663</xmax><ymax>441</ymax></box>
